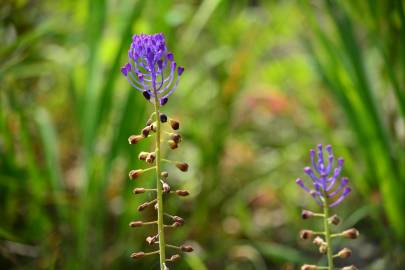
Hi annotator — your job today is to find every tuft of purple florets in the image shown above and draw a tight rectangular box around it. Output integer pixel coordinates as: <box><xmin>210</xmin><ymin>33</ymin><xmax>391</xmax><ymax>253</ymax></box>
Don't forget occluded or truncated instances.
<box><xmin>121</xmin><ymin>33</ymin><xmax>184</xmax><ymax>105</ymax></box>
<box><xmin>296</xmin><ymin>144</ymin><xmax>351</xmax><ymax>207</ymax></box>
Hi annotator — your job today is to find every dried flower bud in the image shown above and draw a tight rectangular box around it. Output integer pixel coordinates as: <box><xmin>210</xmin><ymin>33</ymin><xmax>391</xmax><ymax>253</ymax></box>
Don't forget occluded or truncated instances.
<box><xmin>138</xmin><ymin>152</ymin><xmax>148</xmax><ymax>161</ymax></box>
<box><xmin>128</xmin><ymin>135</ymin><xmax>143</xmax><ymax>144</ymax></box>
<box><xmin>169</xmin><ymin>119</ymin><xmax>180</xmax><ymax>130</ymax></box>
<box><xmin>172</xmin><ymin>221</ymin><xmax>183</xmax><ymax>227</ymax></box>
<box><xmin>141</xmin><ymin>126</ymin><xmax>151</xmax><ymax>137</ymax></box>
<box><xmin>146</xmin><ymin>118</ymin><xmax>153</xmax><ymax>126</ymax></box>
<box><xmin>129</xmin><ymin>221</ymin><xmax>143</xmax><ymax>227</ymax></box>
<box><xmin>176</xmin><ymin>162</ymin><xmax>189</xmax><ymax>172</ymax></box>
<box><xmin>129</xmin><ymin>169</ymin><xmax>143</xmax><ymax>180</ymax></box>
<box><xmin>319</xmin><ymin>243</ymin><xmax>328</xmax><ymax>254</ymax></box>
<box><xmin>150</xmin><ymin>123</ymin><xmax>157</xmax><ymax>132</ymax></box>
<box><xmin>341</xmin><ymin>266</ymin><xmax>358</xmax><ymax>270</ymax></box>
<box><xmin>146</xmin><ymin>235</ymin><xmax>158</xmax><ymax>245</ymax></box>
<box><xmin>131</xmin><ymin>252</ymin><xmax>145</xmax><ymax>259</ymax></box>
<box><xmin>162</xmin><ymin>182</ymin><xmax>171</xmax><ymax>193</ymax></box>
<box><xmin>312</xmin><ymin>236</ymin><xmax>325</xmax><ymax>246</ymax></box>
<box><xmin>176</xmin><ymin>190</ymin><xmax>190</xmax><ymax>196</ymax></box>
<box><xmin>301</xmin><ymin>265</ymin><xmax>317</xmax><ymax>270</ymax></box>
<box><xmin>133</xmin><ymin>188</ymin><xmax>145</xmax><ymax>194</ymax></box>
<box><xmin>171</xmin><ymin>133</ymin><xmax>182</xmax><ymax>144</ymax></box>
<box><xmin>180</xmin><ymin>245</ymin><xmax>193</xmax><ymax>252</ymax></box>
<box><xmin>301</xmin><ymin>210</ymin><xmax>315</xmax><ymax>219</ymax></box>
<box><xmin>299</xmin><ymin>230</ymin><xmax>314</xmax><ymax>240</ymax></box>
<box><xmin>168</xmin><ymin>140</ymin><xmax>178</xmax><ymax>149</ymax></box>
<box><xmin>169</xmin><ymin>254</ymin><xmax>181</xmax><ymax>262</ymax></box>
<box><xmin>328</xmin><ymin>214</ymin><xmax>341</xmax><ymax>225</ymax></box>
<box><xmin>138</xmin><ymin>202</ymin><xmax>151</xmax><ymax>211</ymax></box>
<box><xmin>146</xmin><ymin>152</ymin><xmax>156</xmax><ymax>164</ymax></box>
<box><xmin>163</xmin><ymin>264</ymin><xmax>169</xmax><ymax>270</ymax></box>
<box><xmin>337</xmin><ymin>247</ymin><xmax>352</xmax><ymax>258</ymax></box>
<box><xmin>160</xmin><ymin>114</ymin><xmax>168</xmax><ymax>123</ymax></box>
<box><xmin>172</xmin><ymin>216</ymin><xmax>184</xmax><ymax>225</ymax></box>
<box><xmin>161</xmin><ymin>171</ymin><xmax>169</xmax><ymax>179</ymax></box>
<box><xmin>342</xmin><ymin>228</ymin><xmax>359</xmax><ymax>239</ymax></box>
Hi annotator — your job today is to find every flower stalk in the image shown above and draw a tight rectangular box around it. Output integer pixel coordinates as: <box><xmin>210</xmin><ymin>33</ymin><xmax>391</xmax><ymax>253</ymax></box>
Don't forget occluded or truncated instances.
<box><xmin>153</xmin><ymin>90</ymin><xmax>166</xmax><ymax>269</ymax></box>
<box><xmin>121</xmin><ymin>33</ymin><xmax>192</xmax><ymax>270</ymax></box>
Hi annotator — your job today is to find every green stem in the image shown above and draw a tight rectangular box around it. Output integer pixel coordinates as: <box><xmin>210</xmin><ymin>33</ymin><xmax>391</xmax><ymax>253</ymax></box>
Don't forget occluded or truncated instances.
<box><xmin>323</xmin><ymin>198</ymin><xmax>334</xmax><ymax>270</ymax></box>
<box><xmin>153</xmin><ymin>94</ymin><xmax>166</xmax><ymax>270</ymax></box>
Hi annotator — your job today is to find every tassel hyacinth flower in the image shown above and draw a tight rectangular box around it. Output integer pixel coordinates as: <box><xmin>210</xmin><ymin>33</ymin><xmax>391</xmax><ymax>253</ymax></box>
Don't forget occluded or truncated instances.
<box><xmin>296</xmin><ymin>144</ymin><xmax>359</xmax><ymax>270</ymax></box>
<box><xmin>121</xmin><ymin>33</ymin><xmax>192</xmax><ymax>270</ymax></box>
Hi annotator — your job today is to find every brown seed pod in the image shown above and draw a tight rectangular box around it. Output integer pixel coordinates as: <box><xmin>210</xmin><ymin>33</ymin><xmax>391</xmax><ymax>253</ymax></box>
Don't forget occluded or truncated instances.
<box><xmin>337</xmin><ymin>247</ymin><xmax>352</xmax><ymax>258</ymax></box>
<box><xmin>180</xmin><ymin>245</ymin><xmax>193</xmax><ymax>252</ymax></box>
<box><xmin>175</xmin><ymin>190</ymin><xmax>190</xmax><ymax>196</ymax></box>
<box><xmin>169</xmin><ymin>119</ymin><xmax>180</xmax><ymax>130</ymax></box>
<box><xmin>129</xmin><ymin>169</ymin><xmax>143</xmax><ymax>180</ymax></box>
<box><xmin>133</xmin><ymin>188</ymin><xmax>145</xmax><ymax>194</ymax></box>
<box><xmin>129</xmin><ymin>221</ymin><xmax>143</xmax><ymax>227</ymax></box>
<box><xmin>301</xmin><ymin>265</ymin><xmax>317</xmax><ymax>270</ymax></box>
<box><xmin>175</xmin><ymin>162</ymin><xmax>189</xmax><ymax>172</ymax></box>
<box><xmin>301</xmin><ymin>210</ymin><xmax>315</xmax><ymax>219</ymax></box>
<box><xmin>342</xmin><ymin>228</ymin><xmax>360</xmax><ymax>239</ymax></box>
<box><xmin>128</xmin><ymin>135</ymin><xmax>143</xmax><ymax>144</ymax></box>
<box><xmin>328</xmin><ymin>214</ymin><xmax>341</xmax><ymax>225</ymax></box>
<box><xmin>299</xmin><ymin>230</ymin><xmax>314</xmax><ymax>240</ymax></box>
<box><xmin>130</xmin><ymin>252</ymin><xmax>145</xmax><ymax>259</ymax></box>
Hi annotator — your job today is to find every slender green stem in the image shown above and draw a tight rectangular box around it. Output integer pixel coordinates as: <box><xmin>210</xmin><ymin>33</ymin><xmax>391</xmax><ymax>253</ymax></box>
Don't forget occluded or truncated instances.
<box><xmin>323</xmin><ymin>198</ymin><xmax>334</xmax><ymax>270</ymax></box>
<box><xmin>153</xmin><ymin>94</ymin><xmax>166</xmax><ymax>270</ymax></box>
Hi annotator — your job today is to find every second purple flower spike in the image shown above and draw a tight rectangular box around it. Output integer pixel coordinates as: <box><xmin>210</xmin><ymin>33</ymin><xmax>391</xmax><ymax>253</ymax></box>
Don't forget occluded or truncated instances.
<box><xmin>296</xmin><ymin>144</ymin><xmax>351</xmax><ymax>207</ymax></box>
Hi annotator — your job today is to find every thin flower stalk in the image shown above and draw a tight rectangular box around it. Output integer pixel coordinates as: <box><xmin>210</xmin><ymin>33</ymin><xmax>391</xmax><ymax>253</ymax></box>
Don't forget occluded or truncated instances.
<box><xmin>296</xmin><ymin>144</ymin><xmax>359</xmax><ymax>270</ymax></box>
<box><xmin>121</xmin><ymin>33</ymin><xmax>192</xmax><ymax>270</ymax></box>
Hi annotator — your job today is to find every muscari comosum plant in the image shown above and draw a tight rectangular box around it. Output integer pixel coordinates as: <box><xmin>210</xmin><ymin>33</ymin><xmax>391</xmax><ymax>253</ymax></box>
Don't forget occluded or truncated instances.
<box><xmin>121</xmin><ymin>33</ymin><xmax>193</xmax><ymax>270</ymax></box>
<box><xmin>296</xmin><ymin>145</ymin><xmax>360</xmax><ymax>270</ymax></box>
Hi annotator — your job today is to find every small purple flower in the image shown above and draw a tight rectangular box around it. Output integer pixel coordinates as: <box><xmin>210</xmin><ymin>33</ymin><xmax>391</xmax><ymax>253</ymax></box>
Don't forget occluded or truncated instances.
<box><xmin>121</xmin><ymin>33</ymin><xmax>184</xmax><ymax>105</ymax></box>
<box><xmin>296</xmin><ymin>144</ymin><xmax>351</xmax><ymax>207</ymax></box>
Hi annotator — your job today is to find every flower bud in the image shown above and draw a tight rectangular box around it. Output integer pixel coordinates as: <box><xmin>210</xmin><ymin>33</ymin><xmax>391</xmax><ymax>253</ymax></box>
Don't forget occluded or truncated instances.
<box><xmin>172</xmin><ymin>216</ymin><xmax>184</xmax><ymax>225</ymax></box>
<box><xmin>342</xmin><ymin>228</ymin><xmax>359</xmax><ymax>239</ymax></box>
<box><xmin>301</xmin><ymin>210</ymin><xmax>314</xmax><ymax>219</ymax></box>
<box><xmin>138</xmin><ymin>202</ymin><xmax>151</xmax><ymax>211</ymax></box>
<box><xmin>146</xmin><ymin>118</ymin><xmax>153</xmax><ymax>126</ymax></box>
<box><xmin>168</xmin><ymin>140</ymin><xmax>178</xmax><ymax>149</ymax></box>
<box><xmin>342</xmin><ymin>266</ymin><xmax>358</xmax><ymax>270</ymax></box>
<box><xmin>150</xmin><ymin>122</ymin><xmax>157</xmax><ymax>132</ymax></box>
<box><xmin>169</xmin><ymin>119</ymin><xmax>180</xmax><ymax>130</ymax></box>
<box><xmin>299</xmin><ymin>230</ymin><xmax>314</xmax><ymax>240</ymax></box>
<box><xmin>301</xmin><ymin>265</ymin><xmax>317</xmax><ymax>270</ymax></box>
<box><xmin>328</xmin><ymin>214</ymin><xmax>340</xmax><ymax>225</ymax></box>
<box><xmin>173</xmin><ymin>221</ymin><xmax>183</xmax><ymax>227</ymax></box>
<box><xmin>319</xmin><ymin>243</ymin><xmax>328</xmax><ymax>254</ymax></box>
<box><xmin>160</xmin><ymin>114</ymin><xmax>168</xmax><ymax>123</ymax></box>
<box><xmin>142</xmin><ymin>91</ymin><xmax>151</xmax><ymax>100</ymax></box>
<box><xmin>129</xmin><ymin>169</ymin><xmax>143</xmax><ymax>180</ymax></box>
<box><xmin>160</xmin><ymin>97</ymin><xmax>168</xmax><ymax>106</ymax></box>
<box><xmin>176</xmin><ymin>162</ymin><xmax>189</xmax><ymax>172</ymax></box>
<box><xmin>312</xmin><ymin>236</ymin><xmax>325</xmax><ymax>246</ymax></box>
<box><xmin>146</xmin><ymin>152</ymin><xmax>156</xmax><ymax>164</ymax></box>
<box><xmin>133</xmin><ymin>188</ymin><xmax>145</xmax><ymax>194</ymax></box>
<box><xmin>162</xmin><ymin>182</ymin><xmax>171</xmax><ymax>193</ymax></box>
<box><xmin>176</xmin><ymin>190</ymin><xmax>190</xmax><ymax>196</ymax></box>
<box><xmin>146</xmin><ymin>235</ymin><xmax>158</xmax><ymax>245</ymax></box>
<box><xmin>131</xmin><ymin>252</ymin><xmax>145</xmax><ymax>259</ymax></box>
<box><xmin>138</xmin><ymin>152</ymin><xmax>148</xmax><ymax>161</ymax></box>
<box><xmin>337</xmin><ymin>247</ymin><xmax>352</xmax><ymax>258</ymax></box>
<box><xmin>128</xmin><ymin>135</ymin><xmax>143</xmax><ymax>144</ymax></box>
<box><xmin>171</xmin><ymin>133</ymin><xmax>182</xmax><ymax>144</ymax></box>
<box><xmin>129</xmin><ymin>221</ymin><xmax>143</xmax><ymax>227</ymax></box>
<box><xmin>169</xmin><ymin>254</ymin><xmax>181</xmax><ymax>262</ymax></box>
<box><xmin>161</xmin><ymin>171</ymin><xmax>169</xmax><ymax>179</ymax></box>
<box><xmin>141</xmin><ymin>126</ymin><xmax>151</xmax><ymax>137</ymax></box>
<box><xmin>180</xmin><ymin>245</ymin><xmax>193</xmax><ymax>252</ymax></box>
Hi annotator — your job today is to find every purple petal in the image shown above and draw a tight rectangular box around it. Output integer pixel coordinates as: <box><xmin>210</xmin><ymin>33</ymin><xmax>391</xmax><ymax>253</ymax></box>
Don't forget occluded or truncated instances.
<box><xmin>296</xmin><ymin>178</ymin><xmax>310</xmax><ymax>193</ymax></box>
<box><xmin>329</xmin><ymin>187</ymin><xmax>351</xmax><ymax>207</ymax></box>
<box><xmin>178</xmin><ymin>66</ymin><xmax>184</xmax><ymax>76</ymax></box>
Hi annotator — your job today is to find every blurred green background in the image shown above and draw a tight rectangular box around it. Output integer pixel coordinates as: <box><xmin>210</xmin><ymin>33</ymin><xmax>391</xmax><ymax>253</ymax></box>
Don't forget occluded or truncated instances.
<box><xmin>1</xmin><ymin>0</ymin><xmax>405</xmax><ymax>269</ymax></box>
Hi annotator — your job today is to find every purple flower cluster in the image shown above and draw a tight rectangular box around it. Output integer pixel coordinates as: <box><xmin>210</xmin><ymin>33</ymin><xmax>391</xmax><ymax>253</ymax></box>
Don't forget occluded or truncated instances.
<box><xmin>121</xmin><ymin>33</ymin><xmax>184</xmax><ymax>105</ymax></box>
<box><xmin>296</xmin><ymin>144</ymin><xmax>351</xmax><ymax>207</ymax></box>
